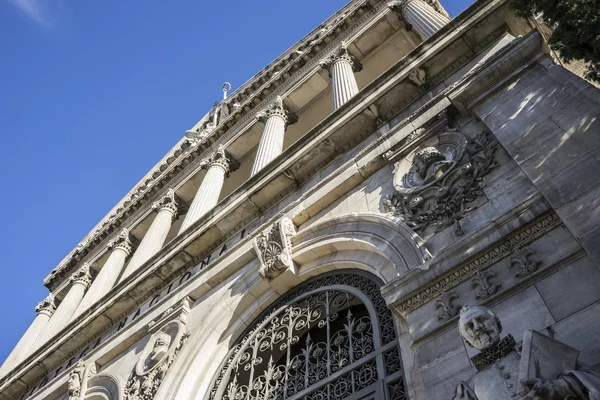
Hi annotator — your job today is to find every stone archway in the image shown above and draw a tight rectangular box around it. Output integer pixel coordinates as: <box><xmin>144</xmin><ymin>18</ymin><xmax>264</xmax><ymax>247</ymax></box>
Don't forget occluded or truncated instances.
<box><xmin>207</xmin><ymin>271</ymin><xmax>407</xmax><ymax>400</ymax></box>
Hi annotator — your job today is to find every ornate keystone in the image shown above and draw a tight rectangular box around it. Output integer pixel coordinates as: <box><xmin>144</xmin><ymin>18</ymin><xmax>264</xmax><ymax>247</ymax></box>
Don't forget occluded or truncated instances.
<box><xmin>199</xmin><ymin>144</ymin><xmax>240</xmax><ymax>176</ymax></box>
<box><xmin>152</xmin><ymin>189</ymin><xmax>180</xmax><ymax>221</ymax></box>
<box><xmin>108</xmin><ymin>228</ymin><xmax>134</xmax><ymax>256</ymax></box>
<box><xmin>319</xmin><ymin>42</ymin><xmax>363</xmax><ymax>73</ymax></box>
<box><xmin>124</xmin><ymin>298</ymin><xmax>190</xmax><ymax>400</ymax></box>
<box><xmin>35</xmin><ymin>293</ymin><xmax>56</xmax><ymax>317</ymax></box>
<box><xmin>70</xmin><ymin>263</ymin><xmax>92</xmax><ymax>288</ymax></box>
<box><xmin>256</xmin><ymin>96</ymin><xmax>298</xmax><ymax>127</ymax></box>
<box><xmin>253</xmin><ymin>217</ymin><xmax>297</xmax><ymax>280</ymax></box>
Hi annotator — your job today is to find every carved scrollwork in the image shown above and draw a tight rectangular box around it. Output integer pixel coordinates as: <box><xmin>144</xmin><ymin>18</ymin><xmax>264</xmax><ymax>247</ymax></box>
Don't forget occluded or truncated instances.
<box><xmin>124</xmin><ymin>298</ymin><xmax>191</xmax><ymax>400</ymax></box>
<box><xmin>408</xmin><ymin>67</ymin><xmax>427</xmax><ymax>86</ymax></box>
<box><xmin>253</xmin><ymin>217</ymin><xmax>297</xmax><ymax>280</ymax></box>
<box><xmin>509</xmin><ymin>246</ymin><xmax>541</xmax><ymax>278</ymax></box>
<box><xmin>384</xmin><ymin>130</ymin><xmax>498</xmax><ymax>238</ymax></box>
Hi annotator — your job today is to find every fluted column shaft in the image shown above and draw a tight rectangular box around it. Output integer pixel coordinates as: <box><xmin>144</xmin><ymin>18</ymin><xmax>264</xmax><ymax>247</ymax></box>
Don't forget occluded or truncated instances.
<box><xmin>44</xmin><ymin>267</ymin><xmax>91</xmax><ymax>340</ymax></box>
<box><xmin>120</xmin><ymin>191</ymin><xmax>179</xmax><ymax>281</ymax></box>
<box><xmin>0</xmin><ymin>296</ymin><xmax>56</xmax><ymax>378</ymax></box>
<box><xmin>321</xmin><ymin>45</ymin><xmax>362</xmax><ymax>111</ymax></box>
<box><xmin>73</xmin><ymin>229</ymin><xmax>132</xmax><ymax>318</ymax></box>
<box><xmin>251</xmin><ymin>97</ymin><xmax>297</xmax><ymax>177</ymax></box>
<box><xmin>403</xmin><ymin>0</ymin><xmax>449</xmax><ymax>40</ymax></box>
<box><xmin>179</xmin><ymin>145</ymin><xmax>237</xmax><ymax>233</ymax></box>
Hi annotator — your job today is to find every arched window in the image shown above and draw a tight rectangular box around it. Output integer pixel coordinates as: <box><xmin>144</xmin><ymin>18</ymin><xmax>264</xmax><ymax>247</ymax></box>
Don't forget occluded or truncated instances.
<box><xmin>208</xmin><ymin>272</ymin><xmax>406</xmax><ymax>400</ymax></box>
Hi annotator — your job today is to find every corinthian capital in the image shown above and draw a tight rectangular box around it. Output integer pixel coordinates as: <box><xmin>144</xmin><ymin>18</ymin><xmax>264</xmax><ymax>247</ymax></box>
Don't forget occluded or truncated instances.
<box><xmin>35</xmin><ymin>293</ymin><xmax>56</xmax><ymax>317</ymax></box>
<box><xmin>253</xmin><ymin>217</ymin><xmax>297</xmax><ymax>280</ymax></box>
<box><xmin>70</xmin><ymin>263</ymin><xmax>92</xmax><ymax>288</ymax></box>
<box><xmin>256</xmin><ymin>96</ymin><xmax>298</xmax><ymax>127</ymax></box>
<box><xmin>200</xmin><ymin>144</ymin><xmax>240</xmax><ymax>176</ymax></box>
<box><xmin>108</xmin><ymin>228</ymin><xmax>133</xmax><ymax>256</ymax></box>
<box><xmin>152</xmin><ymin>189</ymin><xmax>180</xmax><ymax>221</ymax></box>
<box><xmin>319</xmin><ymin>42</ymin><xmax>363</xmax><ymax>73</ymax></box>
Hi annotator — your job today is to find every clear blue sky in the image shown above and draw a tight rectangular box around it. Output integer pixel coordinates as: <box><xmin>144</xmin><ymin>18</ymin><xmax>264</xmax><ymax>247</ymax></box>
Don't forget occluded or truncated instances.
<box><xmin>0</xmin><ymin>0</ymin><xmax>472</xmax><ymax>364</ymax></box>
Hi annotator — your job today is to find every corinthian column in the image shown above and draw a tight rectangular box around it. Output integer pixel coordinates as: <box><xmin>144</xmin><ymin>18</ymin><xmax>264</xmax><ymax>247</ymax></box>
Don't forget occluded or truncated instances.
<box><xmin>45</xmin><ymin>266</ymin><xmax>92</xmax><ymax>340</ymax></box>
<box><xmin>389</xmin><ymin>0</ymin><xmax>450</xmax><ymax>40</ymax></box>
<box><xmin>179</xmin><ymin>145</ymin><xmax>239</xmax><ymax>233</ymax></box>
<box><xmin>73</xmin><ymin>229</ymin><xmax>133</xmax><ymax>318</ymax></box>
<box><xmin>119</xmin><ymin>190</ymin><xmax>180</xmax><ymax>281</ymax></box>
<box><xmin>320</xmin><ymin>43</ymin><xmax>363</xmax><ymax>111</ymax></box>
<box><xmin>0</xmin><ymin>295</ymin><xmax>56</xmax><ymax>378</ymax></box>
<box><xmin>251</xmin><ymin>96</ymin><xmax>298</xmax><ymax>177</ymax></box>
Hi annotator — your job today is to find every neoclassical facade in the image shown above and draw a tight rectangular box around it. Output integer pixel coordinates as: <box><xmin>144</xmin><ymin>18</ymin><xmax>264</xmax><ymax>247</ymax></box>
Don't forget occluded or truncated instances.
<box><xmin>2</xmin><ymin>0</ymin><xmax>600</xmax><ymax>399</ymax></box>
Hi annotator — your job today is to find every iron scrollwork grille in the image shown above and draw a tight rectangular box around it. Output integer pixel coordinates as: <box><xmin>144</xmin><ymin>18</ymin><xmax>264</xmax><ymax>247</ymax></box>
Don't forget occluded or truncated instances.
<box><xmin>208</xmin><ymin>273</ymin><xmax>407</xmax><ymax>400</ymax></box>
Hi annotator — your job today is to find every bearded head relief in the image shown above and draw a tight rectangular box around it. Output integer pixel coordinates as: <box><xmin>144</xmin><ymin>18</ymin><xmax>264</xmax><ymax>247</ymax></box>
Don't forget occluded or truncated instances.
<box><xmin>458</xmin><ymin>305</ymin><xmax>502</xmax><ymax>351</ymax></box>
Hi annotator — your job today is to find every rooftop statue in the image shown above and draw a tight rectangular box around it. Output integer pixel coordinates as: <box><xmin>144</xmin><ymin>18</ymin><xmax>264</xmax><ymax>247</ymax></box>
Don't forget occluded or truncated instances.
<box><xmin>453</xmin><ymin>305</ymin><xmax>600</xmax><ymax>399</ymax></box>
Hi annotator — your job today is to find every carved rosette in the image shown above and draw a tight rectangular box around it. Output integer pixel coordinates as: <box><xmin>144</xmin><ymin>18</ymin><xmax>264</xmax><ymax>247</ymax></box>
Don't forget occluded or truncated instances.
<box><xmin>256</xmin><ymin>96</ymin><xmax>298</xmax><ymax>127</ymax></box>
<box><xmin>320</xmin><ymin>42</ymin><xmax>363</xmax><ymax>74</ymax></box>
<box><xmin>384</xmin><ymin>129</ymin><xmax>498</xmax><ymax>238</ymax></box>
<box><xmin>152</xmin><ymin>189</ymin><xmax>180</xmax><ymax>222</ymax></box>
<box><xmin>67</xmin><ymin>360</ymin><xmax>97</xmax><ymax>400</ymax></box>
<box><xmin>70</xmin><ymin>264</ymin><xmax>92</xmax><ymax>288</ymax></box>
<box><xmin>35</xmin><ymin>293</ymin><xmax>56</xmax><ymax>317</ymax></box>
<box><xmin>199</xmin><ymin>144</ymin><xmax>240</xmax><ymax>176</ymax></box>
<box><xmin>108</xmin><ymin>228</ymin><xmax>134</xmax><ymax>256</ymax></box>
<box><xmin>253</xmin><ymin>217</ymin><xmax>297</xmax><ymax>280</ymax></box>
<box><xmin>124</xmin><ymin>298</ymin><xmax>191</xmax><ymax>400</ymax></box>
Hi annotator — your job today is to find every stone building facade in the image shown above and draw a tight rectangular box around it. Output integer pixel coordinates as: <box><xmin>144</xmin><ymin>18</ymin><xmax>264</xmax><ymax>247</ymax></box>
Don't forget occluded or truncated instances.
<box><xmin>1</xmin><ymin>0</ymin><xmax>600</xmax><ymax>399</ymax></box>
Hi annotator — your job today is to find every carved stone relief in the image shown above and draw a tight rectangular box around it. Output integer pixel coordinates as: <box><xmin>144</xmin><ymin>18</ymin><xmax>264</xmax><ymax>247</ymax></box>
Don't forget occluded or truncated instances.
<box><xmin>123</xmin><ymin>298</ymin><xmax>191</xmax><ymax>400</ymax></box>
<box><xmin>509</xmin><ymin>246</ymin><xmax>541</xmax><ymax>278</ymax></box>
<box><xmin>384</xmin><ymin>129</ymin><xmax>498</xmax><ymax>238</ymax></box>
<box><xmin>253</xmin><ymin>217</ymin><xmax>297</xmax><ymax>280</ymax></box>
<box><xmin>67</xmin><ymin>360</ymin><xmax>97</xmax><ymax>400</ymax></box>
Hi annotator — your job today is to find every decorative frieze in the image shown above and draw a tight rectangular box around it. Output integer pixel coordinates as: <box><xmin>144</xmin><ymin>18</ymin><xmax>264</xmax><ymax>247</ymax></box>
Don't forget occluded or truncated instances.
<box><xmin>393</xmin><ymin>213</ymin><xmax>562</xmax><ymax>318</ymax></box>
<box><xmin>123</xmin><ymin>298</ymin><xmax>191</xmax><ymax>400</ymax></box>
<box><xmin>384</xmin><ymin>129</ymin><xmax>498</xmax><ymax>238</ymax></box>
<box><xmin>253</xmin><ymin>217</ymin><xmax>297</xmax><ymax>280</ymax></box>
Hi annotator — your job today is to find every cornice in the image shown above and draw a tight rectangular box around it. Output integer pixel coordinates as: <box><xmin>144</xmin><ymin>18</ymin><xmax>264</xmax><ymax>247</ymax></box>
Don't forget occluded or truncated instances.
<box><xmin>43</xmin><ymin>0</ymin><xmax>388</xmax><ymax>290</ymax></box>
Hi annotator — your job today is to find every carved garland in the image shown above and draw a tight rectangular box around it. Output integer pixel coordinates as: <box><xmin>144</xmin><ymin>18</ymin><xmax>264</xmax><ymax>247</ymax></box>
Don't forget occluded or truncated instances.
<box><xmin>394</xmin><ymin>212</ymin><xmax>562</xmax><ymax>317</ymax></box>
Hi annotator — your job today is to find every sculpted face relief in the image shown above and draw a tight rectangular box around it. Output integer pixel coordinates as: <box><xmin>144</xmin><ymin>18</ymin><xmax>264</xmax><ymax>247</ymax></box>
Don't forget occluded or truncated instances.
<box><xmin>458</xmin><ymin>305</ymin><xmax>501</xmax><ymax>351</ymax></box>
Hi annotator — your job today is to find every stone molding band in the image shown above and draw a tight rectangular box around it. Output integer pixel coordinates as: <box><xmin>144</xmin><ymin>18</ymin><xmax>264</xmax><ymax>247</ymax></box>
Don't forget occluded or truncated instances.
<box><xmin>394</xmin><ymin>212</ymin><xmax>562</xmax><ymax>317</ymax></box>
